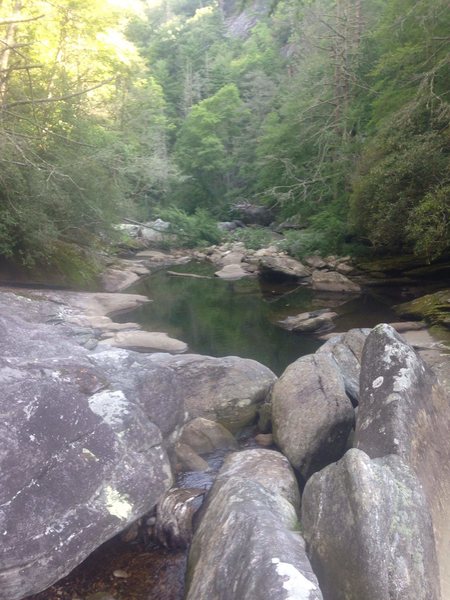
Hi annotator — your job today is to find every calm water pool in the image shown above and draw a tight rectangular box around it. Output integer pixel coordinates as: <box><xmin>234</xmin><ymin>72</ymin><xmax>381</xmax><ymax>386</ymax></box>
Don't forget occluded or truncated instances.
<box><xmin>121</xmin><ymin>262</ymin><xmax>398</xmax><ymax>375</ymax></box>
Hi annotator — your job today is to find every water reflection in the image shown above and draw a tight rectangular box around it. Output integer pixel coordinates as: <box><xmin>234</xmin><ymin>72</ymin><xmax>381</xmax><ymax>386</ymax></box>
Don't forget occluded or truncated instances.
<box><xmin>122</xmin><ymin>263</ymin><xmax>397</xmax><ymax>375</ymax></box>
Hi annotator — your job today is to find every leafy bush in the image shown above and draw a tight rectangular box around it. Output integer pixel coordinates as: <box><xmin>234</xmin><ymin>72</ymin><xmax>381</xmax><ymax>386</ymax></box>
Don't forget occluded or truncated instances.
<box><xmin>229</xmin><ymin>227</ymin><xmax>274</xmax><ymax>250</ymax></box>
<box><xmin>406</xmin><ymin>184</ymin><xmax>450</xmax><ymax>261</ymax></box>
<box><xmin>157</xmin><ymin>207</ymin><xmax>222</xmax><ymax>248</ymax></box>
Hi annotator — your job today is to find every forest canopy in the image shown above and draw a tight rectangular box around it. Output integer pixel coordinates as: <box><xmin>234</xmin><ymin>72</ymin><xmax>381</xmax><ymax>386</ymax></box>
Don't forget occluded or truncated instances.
<box><xmin>0</xmin><ymin>0</ymin><xmax>448</xmax><ymax>266</ymax></box>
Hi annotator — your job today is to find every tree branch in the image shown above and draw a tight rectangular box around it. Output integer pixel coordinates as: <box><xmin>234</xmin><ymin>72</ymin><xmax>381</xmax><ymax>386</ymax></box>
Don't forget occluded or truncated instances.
<box><xmin>2</xmin><ymin>77</ymin><xmax>115</xmax><ymax>108</ymax></box>
<box><xmin>0</xmin><ymin>15</ymin><xmax>45</xmax><ymax>26</ymax></box>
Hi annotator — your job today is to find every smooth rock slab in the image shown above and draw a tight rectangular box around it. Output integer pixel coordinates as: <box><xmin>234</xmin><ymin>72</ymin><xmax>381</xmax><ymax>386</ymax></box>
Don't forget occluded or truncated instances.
<box><xmin>98</xmin><ymin>330</ymin><xmax>188</xmax><ymax>354</ymax></box>
<box><xmin>302</xmin><ymin>448</ymin><xmax>440</xmax><ymax>600</ymax></box>
<box><xmin>186</xmin><ymin>449</ymin><xmax>322</xmax><ymax>600</ymax></box>
<box><xmin>272</xmin><ymin>353</ymin><xmax>354</xmax><ymax>479</ymax></box>
<box><xmin>214</xmin><ymin>263</ymin><xmax>251</xmax><ymax>280</ymax></box>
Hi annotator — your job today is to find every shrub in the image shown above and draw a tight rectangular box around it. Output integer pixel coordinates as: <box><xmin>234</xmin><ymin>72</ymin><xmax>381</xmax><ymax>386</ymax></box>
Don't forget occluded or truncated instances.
<box><xmin>157</xmin><ymin>207</ymin><xmax>222</xmax><ymax>248</ymax></box>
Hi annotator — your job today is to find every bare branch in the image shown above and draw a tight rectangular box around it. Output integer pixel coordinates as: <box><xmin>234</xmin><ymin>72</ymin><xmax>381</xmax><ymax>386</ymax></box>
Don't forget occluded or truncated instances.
<box><xmin>0</xmin><ymin>14</ymin><xmax>45</xmax><ymax>26</ymax></box>
<box><xmin>2</xmin><ymin>77</ymin><xmax>115</xmax><ymax>108</ymax></box>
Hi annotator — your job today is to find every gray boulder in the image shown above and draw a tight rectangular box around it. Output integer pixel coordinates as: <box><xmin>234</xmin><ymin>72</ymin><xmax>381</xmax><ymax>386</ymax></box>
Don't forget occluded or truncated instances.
<box><xmin>186</xmin><ymin>449</ymin><xmax>322</xmax><ymax>600</ymax></box>
<box><xmin>0</xmin><ymin>291</ymin><xmax>276</xmax><ymax>599</ymax></box>
<box><xmin>355</xmin><ymin>324</ymin><xmax>450</xmax><ymax>598</ymax></box>
<box><xmin>145</xmin><ymin>353</ymin><xmax>277</xmax><ymax>433</ymax></box>
<box><xmin>316</xmin><ymin>328</ymin><xmax>369</xmax><ymax>405</ymax></box>
<box><xmin>302</xmin><ymin>448</ymin><xmax>440</xmax><ymax>600</ymax></box>
<box><xmin>272</xmin><ymin>353</ymin><xmax>354</xmax><ymax>479</ymax></box>
<box><xmin>259</xmin><ymin>255</ymin><xmax>311</xmax><ymax>281</ymax></box>
<box><xmin>312</xmin><ymin>269</ymin><xmax>361</xmax><ymax>293</ymax></box>
<box><xmin>0</xmin><ymin>353</ymin><xmax>172</xmax><ymax>600</ymax></box>
<box><xmin>178</xmin><ymin>417</ymin><xmax>238</xmax><ymax>455</ymax></box>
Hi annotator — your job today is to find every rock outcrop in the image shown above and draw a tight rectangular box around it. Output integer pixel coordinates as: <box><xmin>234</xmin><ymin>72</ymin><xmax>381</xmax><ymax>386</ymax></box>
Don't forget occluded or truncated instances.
<box><xmin>272</xmin><ymin>353</ymin><xmax>354</xmax><ymax>479</ymax></box>
<box><xmin>258</xmin><ymin>255</ymin><xmax>311</xmax><ymax>281</ymax></box>
<box><xmin>186</xmin><ymin>449</ymin><xmax>323</xmax><ymax>600</ymax></box>
<box><xmin>302</xmin><ymin>449</ymin><xmax>440</xmax><ymax>600</ymax></box>
<box><xmin>355</xmin><ymin>324</ymin><xmax>450</xmax><ymax>598</ymax></box>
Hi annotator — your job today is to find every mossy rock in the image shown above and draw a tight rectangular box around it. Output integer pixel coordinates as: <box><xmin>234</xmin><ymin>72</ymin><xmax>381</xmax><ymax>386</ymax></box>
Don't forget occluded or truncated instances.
<box><xmin>356</xmin><ymin>254</ymin><xmax>427</xmax><ymax>275</ymax></box>
<box><xmin>395</xmin><ymin>290</ymin><xmax>450</xmax><ymax>329</ymax></box>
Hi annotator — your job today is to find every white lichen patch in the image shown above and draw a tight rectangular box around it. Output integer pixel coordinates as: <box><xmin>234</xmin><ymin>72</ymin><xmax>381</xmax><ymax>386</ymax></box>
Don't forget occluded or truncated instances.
<box><xmin>372</xmin><ymin>376</ymin><xmax>384</xmax><ymax>389</ymax></box>
<box><xmin>81</xmin><ymin>448</ymin><xmax>99</xmax><ymax>461</ymax></box>
<box><xmin>88</xmin><ymin>390</ymin><xmax>130</xmax><ymax>427</ymax></box>
<box><xmin>104</xmin><ymin>485</ymin><xmax>133</xmax><ymax>520</ymax></box>
<box><xmin>271</xmin><ymin>558</ymin><xmax>317</xmax><ymax>599</ymax></box>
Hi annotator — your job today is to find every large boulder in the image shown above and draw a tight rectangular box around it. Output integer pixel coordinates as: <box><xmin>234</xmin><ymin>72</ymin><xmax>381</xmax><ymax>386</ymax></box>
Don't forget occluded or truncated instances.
<box><xmin>272</xmin><ymin>353</ymin><xmax>354</xmax><ymax>479</ymax></box>
<box><xmin>186</xmin><ymin>449</ymin><xmax>322</xmax><ymax>600</ymax></box>
<box><xmin>302</xmin><ymin>448</ymin><xmax>440</xmax><ymax>600</ymax></box>
<box><xmin>144</xmin><ymin>353</ymin><xmax>277</xmax><ymax>433</ymax></box>
<box><xmin>258</xmin><ymin>255</ymin><xmax>311</xmax><ymax>281</ymax></box>
<box><xmin>312</xmin><ymin>269</ymin><xmax>361</xmax><ymax>293</ymax></box>
<box><xmin>316</xmin><ymin>328</ymin><xmax>369</xmax><ymax>405</ymax></box>
<box><xmin>0</xmin><ymin>354</ymin><xmax>172</xmax><ymax>600</ymax></box>
<box><xmin>355</xmin><ymin>324</ymin><xmax>450</xmax><ymax>598</ymax></box>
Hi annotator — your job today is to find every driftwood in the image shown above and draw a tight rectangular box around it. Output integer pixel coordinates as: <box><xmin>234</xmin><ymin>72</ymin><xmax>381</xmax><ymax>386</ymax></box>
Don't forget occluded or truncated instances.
<box><xmin>167</xmin><ymin>271</ymin><xmax>212</xmax><ymax>280</ymax></box>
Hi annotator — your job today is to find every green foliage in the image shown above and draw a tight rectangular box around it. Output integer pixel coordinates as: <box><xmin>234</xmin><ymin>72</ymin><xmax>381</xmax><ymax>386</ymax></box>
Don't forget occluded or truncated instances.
<box><xmin>406</xmin><ymin>184</ymin><xmax>450</xmax><ymax>262</ymax></box>
<box><xmin>157</xmin><ymin>207</ymin><xmax>222</xmax><ymax>247</ymax></box>
<box><xmin>229</xmin><ymin>227</ymin><xmax>274</xmax><ymax>250</ymax></box>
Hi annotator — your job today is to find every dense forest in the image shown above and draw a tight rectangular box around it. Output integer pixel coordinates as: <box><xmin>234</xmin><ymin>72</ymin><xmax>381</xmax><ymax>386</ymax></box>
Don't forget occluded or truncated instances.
<box><xmin>0</xmin><ymin>0</ymin><xmax>449</xmax><ymax>270</ymax></box>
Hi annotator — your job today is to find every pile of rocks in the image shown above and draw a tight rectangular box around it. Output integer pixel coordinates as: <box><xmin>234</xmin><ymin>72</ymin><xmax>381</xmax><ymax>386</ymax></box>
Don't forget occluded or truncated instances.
<box><xmin>199</xmin><ymin>241</ymin><xmax>361</xmax><ymax>293</ymax></box>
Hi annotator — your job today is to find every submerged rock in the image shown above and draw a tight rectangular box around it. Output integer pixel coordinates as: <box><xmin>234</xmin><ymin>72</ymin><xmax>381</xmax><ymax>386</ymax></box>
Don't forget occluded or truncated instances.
<box><xmin>278</xmin><ymin>310</ymin><xmax>337</xmax><ymax>333</ymax></box>
<box><xmin>272</xmin><ymin>353</ymin><xmax>354</xmax><ymax>479</ymax></box>
<box><xmin>302</xmin><ymin>449</ymin><xmax>440</xmax><ymax>600</ymax></box>
<box><xmin>186</xmin><ymin>449</ymin><xmax>322</xmax><ymax>600</ymax></box>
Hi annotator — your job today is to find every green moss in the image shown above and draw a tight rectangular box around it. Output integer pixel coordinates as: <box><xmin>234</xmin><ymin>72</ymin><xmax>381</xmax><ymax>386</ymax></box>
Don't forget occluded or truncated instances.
<box><xmin>395</xmin><ymin>290</ymin><xmax>450</xmax><ymax>328</ymax></box>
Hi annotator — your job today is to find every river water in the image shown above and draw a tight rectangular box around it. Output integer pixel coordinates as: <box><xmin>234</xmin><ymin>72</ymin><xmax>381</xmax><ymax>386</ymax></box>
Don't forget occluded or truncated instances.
<box><xmin>121</xmin><ymin>262</ymin><xmax>398</xmax><ymax>375</ymax></box>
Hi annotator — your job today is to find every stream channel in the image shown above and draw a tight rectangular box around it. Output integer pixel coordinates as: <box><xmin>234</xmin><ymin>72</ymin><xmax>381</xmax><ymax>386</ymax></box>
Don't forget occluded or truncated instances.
<box><xmin>30</xmin><ymin>261</ymin><xmax>402</xmax><ymax>600</ymax></box>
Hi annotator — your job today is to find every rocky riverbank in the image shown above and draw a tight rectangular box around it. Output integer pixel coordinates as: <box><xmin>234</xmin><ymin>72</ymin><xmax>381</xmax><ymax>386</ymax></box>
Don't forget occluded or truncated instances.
<box><xmin>1</xmin><ymin>251</ymin><xmax>449</xmax><ymax>600</ymax></box>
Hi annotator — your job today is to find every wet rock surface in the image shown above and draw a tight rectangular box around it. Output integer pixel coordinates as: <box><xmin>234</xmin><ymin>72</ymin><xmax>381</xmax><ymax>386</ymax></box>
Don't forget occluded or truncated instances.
<box><xmin>186</xmin><ymin>449</ymin><xmax>323</xmax><ymax>600</ymax></box>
